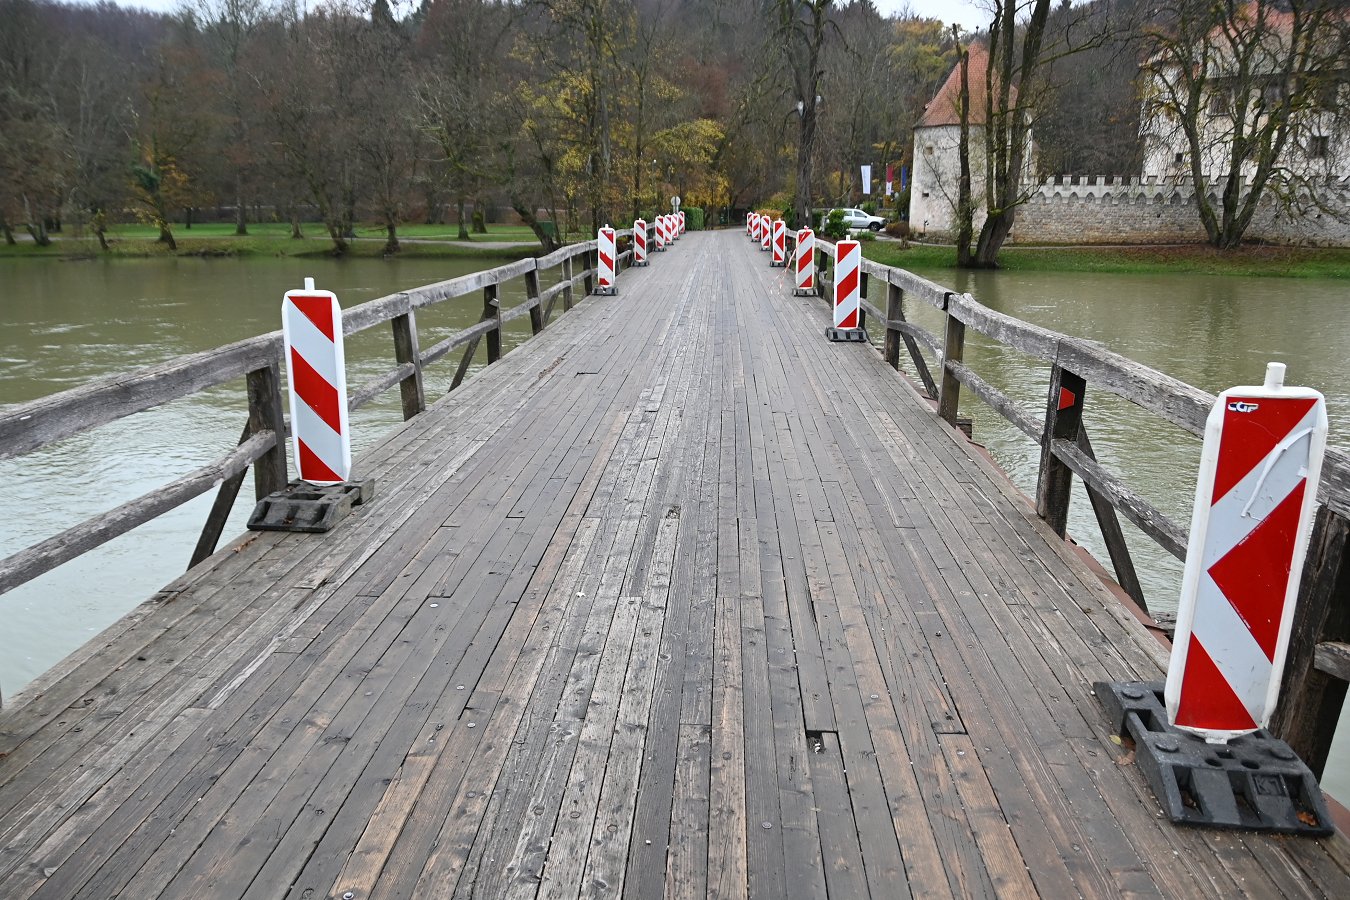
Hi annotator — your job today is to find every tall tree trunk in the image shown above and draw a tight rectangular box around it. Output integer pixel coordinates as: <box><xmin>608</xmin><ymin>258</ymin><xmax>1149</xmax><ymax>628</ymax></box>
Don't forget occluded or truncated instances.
<box><xmin>973</xmin><ymin>210</ymin><xmax>1014</xmax><ymax>267</ymax></box>
<box><xmin>235</xmin><ymin>174</ymin><xmax>248</xmax><ymax>236</ymax></box>
<box><xmin>3</xmin><ymin>220</ymin><xmax>17</xmax><ymax>245</ymax></box>
<box><xmin>456</xmin><ymin>198</ymin><xmax>470</xmax><ymax>240</ymax></box>
<box><xmin>325</xmin><ymin>220</ymin><xmax>348</xmax><ymax>255</ymax></box>
<box><xmin>25</xmin><ymin>221</ymin><xmax>51</xmax><ymax>247</ymax></box>
<box><xmin>158</xmin><ymin>223</ymin><xmax>177</xmax><ymax>251</ymax></box>
<box><xmin>954</xmin><ymin>38</ymin><xmax>974</xmax><ymax>268</ymax></box>
<box><xmin>796</xmin><ymin>103</ymin><xmax>818</xmax><ymax>230</ymax></box>
<box><xmin>472</xmin><ymin>200</ymin><xmax>488</xmax><ymax>233</ymax></box>
<box><xmin>290</xmin><ymin>208</ymin><xmax>303</xmax><ymax>239</ymax></box>
<box><xmin>384</xmin><ymin>219</ymin><xmax>399</xmax><ymax>255</ymax></box>
<box><xmin>512</xmin><ymin>199</ymin><xmax>557</xmax><ymax>253</ymax></box>
<box><xmin>92</xmin><ymin>209</ymin><xmax>109</xmax><ymax>251</ymax></box>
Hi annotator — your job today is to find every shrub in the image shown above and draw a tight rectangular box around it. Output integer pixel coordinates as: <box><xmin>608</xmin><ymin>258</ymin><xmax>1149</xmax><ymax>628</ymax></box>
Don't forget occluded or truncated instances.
<box><xmin>856</xmin><ymin>229</ymin><xmax>876</xmax><ymax>242</ymax></box>
<box><xmin>860</xmin><ymin>200</ymin><xmax>877</xmax><ymax>215</ymax></box>
<box><xmin>821</xmin><ymin>208</ymin><xmax>848</xmax><ymax>239</ymax></box>
<box><xmin>890</xmin><ymin>188</ymin><xmax>911</xmax><ymax>217</ymax></box>
<box><xmin>884</xmin><ymin>221</ymin><xmax>911</xmax><ymax>239</ymax></box>
<box><xmin>684</xmin><ymin>206</ymin><xmax>705</xmax><ymax>230</ymax></box>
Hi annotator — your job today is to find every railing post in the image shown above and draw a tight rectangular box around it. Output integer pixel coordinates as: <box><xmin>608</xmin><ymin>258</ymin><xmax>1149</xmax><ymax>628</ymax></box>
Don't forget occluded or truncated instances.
<box><xmin>525</xmin><ymin>266</ymin><xmax>544</xmax><ymax>335</ymax></box>
<box><xmin>884</xmin><ymin>280</ymin><xmax>903</xmax><ymax>370</ymax></box>
<box><xmin>246</xmin><ymin>360</ymin><xmax>288</xmax><ymax>500</ymax></box>
<box><xmin>484</xmin><ymin>283</ymin><xmax>502</xmax><ymax>364</ymax></box>
<box><xmin>937</xmin><ymin>296</ymin><xmax>965</xmax><ymax>427</ymax></box>
<box><xmin>1272</xmin><ymin>505</ymin><xmax>1350</xmax><ymax>777</ymax></box>
<box><xmin>563</xmin><ymin>255</ymin><xmax>575</xmax><ymax>312</ymax></box>
<box><xmin>583</xmin><ymin>248</ymin><xmax>596</xmax><ymax>297</ymax></box>
<box><xmin>391</xmin><ymin>310</ymin><xmax>426</xmax><ymax>420</ymax></box>
<box><xmin>1035</xmin><ymin>361</ymin><xmax>1086</xmax><ymax>537</ymax></box>
<box><xmin>857</xmin><ymin>271</ymin><xmax>869</xmax><ymax>331</ymax></box>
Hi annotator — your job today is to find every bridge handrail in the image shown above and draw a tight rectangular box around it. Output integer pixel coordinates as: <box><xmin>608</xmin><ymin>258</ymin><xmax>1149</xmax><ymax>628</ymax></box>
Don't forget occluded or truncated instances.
<box><xmin>801</xmin><ymin>231</ymin><xmax>1349</xmax><ymax>778</ymax></box>
<box><xmin>0</xmin><ymin>239</ymin><xmax>615</xmax><ymax>620</ymax></box>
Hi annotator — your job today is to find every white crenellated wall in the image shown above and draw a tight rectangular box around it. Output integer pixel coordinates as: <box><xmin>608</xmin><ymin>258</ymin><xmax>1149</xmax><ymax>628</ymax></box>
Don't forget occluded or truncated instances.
<box><xmin>1007</xmin><ymin>175</ymin><xmax>1350</xmax><ymax>246</ymax></box>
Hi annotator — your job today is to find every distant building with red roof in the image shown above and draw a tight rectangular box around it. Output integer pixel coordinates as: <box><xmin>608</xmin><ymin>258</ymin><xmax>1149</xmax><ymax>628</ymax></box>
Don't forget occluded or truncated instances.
<box><xmin>909</xmin><ymin>44</ymin><xmax>1037</xmax><ymax>237</ymax></box>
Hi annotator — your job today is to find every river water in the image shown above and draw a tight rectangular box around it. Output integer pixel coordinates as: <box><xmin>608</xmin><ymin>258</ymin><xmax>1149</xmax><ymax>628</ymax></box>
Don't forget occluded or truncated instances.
<box><xmin>1</xmin><ymin>252</ymin><xmax>1346</xmax><ymax>797</ymax></box>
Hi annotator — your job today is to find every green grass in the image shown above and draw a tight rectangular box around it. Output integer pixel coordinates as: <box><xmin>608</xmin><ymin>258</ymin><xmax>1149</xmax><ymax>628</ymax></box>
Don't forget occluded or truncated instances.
<box><xmin>0</xmin><ymin>222</ymin><xmax>543</xmax><ymax>261</ymax></box>
<box><xmin>863</xmin><ymin>241</ymin><xmax>1350</xmax><ymax>278</ymax></box>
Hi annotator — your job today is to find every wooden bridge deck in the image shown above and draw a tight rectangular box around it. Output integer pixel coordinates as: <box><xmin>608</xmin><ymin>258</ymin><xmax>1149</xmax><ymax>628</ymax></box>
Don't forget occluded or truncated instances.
<box><xmin>2</xmin><ymin>231</ymin><xmax>1347</xmax><ymax>899</ymax></box>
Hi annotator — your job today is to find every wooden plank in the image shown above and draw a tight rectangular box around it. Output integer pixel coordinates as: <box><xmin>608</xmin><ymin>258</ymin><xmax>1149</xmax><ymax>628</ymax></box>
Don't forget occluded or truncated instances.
<box><xmin>706</xmin><ymin>593</ymin><xmax>748</xmax><ymax>900</ymax></box>
<box><xmin>1050</xmin><ymin>438</ymin><xmax>1188</xmax><ymax>559</ymax></box>
<box><xmin>940</xmin><ymin>733</ymin><xmax>1039</xmax><ymax>899</ymax></box>
<box><xmin>190</xmin><ymin>422</ymin><xmax>253</xmax><ymax>567</ymax></box>
<box><xmin>1036</xmin><ymin>363</ymin><xmax>1087</xmax><ymax>537</ymax></box>
<box><xmin>0</xmin><ymin>430</ymin><xmax>275</xmax><ymax>595</ymax></box>
<box><xmin>663</xmin><ymin>723</ymin><xmax>712</xmax><ymax>900</ymax></box>
<box><xmin>0</xmin><ymin>335</ymin><xmax>279</xmax><ymax>461</ymax></box>
<box><xmin>391</xmin><ymin>311</ymin><xmax>426</xmax><ymax>419</ymax></box>
<box><xmin>946</xmin><ymin>360</ymin><xmax>1041</xmax><ymax>439</ymax></box>
<box><xmin>1314</xmin><ymin>641</ymin><xmax>1350</xmax><ymax>681</ymax></box>
<box><xmin>580</xmin><ymin>521</ymin><xmax>680</xmax><ymax>898</ymax></box>
<box><xmin>348</xmin><ymin>361</ymin><xmax>417</xmax><ymax>411</ymax></box>
<box><xmin>806</xmin><ymin>732</ymin><xmax>871</xmax><ymax>900</ymax></box>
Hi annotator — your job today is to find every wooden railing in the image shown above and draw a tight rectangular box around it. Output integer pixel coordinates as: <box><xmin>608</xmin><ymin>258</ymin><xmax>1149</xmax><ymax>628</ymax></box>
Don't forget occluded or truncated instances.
<box><xmin>800</xmin><ymin>234</ymin><xmax>1350</xmax><ymax>779</ymax></box>
<box><xmin>0</xmin><ymin>232</ymin><xmax>652</xmax><ymax>700</ymax></box>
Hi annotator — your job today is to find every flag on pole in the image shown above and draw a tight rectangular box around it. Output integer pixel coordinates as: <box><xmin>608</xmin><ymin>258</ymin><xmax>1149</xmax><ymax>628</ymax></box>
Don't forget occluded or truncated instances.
<box><xmin>861</xmin><ymin>164</ymin><xmax>872</xmax><ymax>195</ymax></box>
<box><xmin>885</xmin><ymin>165</ymin><xmax>894</xmax><ymax>196</ymax></box>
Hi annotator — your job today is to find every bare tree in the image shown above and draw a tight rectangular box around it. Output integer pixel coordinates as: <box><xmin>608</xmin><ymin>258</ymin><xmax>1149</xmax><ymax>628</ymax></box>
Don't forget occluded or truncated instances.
<box><xmin>1140</xmin><ymin>0</ymin><xmax>1350</xmax><ymax>248</ymax></box>
<box><xmin>184</xmin><ymin>0</ymin><xmax>270</xmax><ymax>235</ymax></box>
<box><xmin>774</xmin><ymin>0</ymin><xmax>832</xmax><ymax>228</ymax></box>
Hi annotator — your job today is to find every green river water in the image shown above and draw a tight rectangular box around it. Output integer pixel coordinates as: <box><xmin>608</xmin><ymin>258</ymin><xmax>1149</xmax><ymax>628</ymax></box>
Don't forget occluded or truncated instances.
<box><xmin>1</xmin><ymin>248</ymin><xmax>1346</xmax><ymax>797</ymax></box>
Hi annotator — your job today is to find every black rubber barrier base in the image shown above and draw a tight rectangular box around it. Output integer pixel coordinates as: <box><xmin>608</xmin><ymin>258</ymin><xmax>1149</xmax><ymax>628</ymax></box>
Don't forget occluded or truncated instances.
<box><xmin>1095</xmin><ymin>680</ymin><xmax>1334</xmax><ymax>836</ymax></box>
<box><xmin>248</xmin><ymin>480</ymin><xmax>374</xmax><ymax>534</ymax></box>
<box><xmin>792</xmin><ymin>288</ymin><xmax>817</xmax><ymax>297</ymax></box>
<box><xmin>825</xmin><ymin>327</ymin><xmax>867</xmax><ymax>343</ymax></box>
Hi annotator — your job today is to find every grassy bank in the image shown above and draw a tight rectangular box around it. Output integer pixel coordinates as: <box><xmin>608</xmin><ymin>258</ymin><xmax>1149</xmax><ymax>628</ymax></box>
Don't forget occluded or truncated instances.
<box><xmin>862</xmin><ymin>241</ymin><xmax>1350</xmax><ymax>278</ymax></box>
<box><xmin>0</xmin><ymin>222</ymin><xmax>542</xmax><ymax>261</ymax></box>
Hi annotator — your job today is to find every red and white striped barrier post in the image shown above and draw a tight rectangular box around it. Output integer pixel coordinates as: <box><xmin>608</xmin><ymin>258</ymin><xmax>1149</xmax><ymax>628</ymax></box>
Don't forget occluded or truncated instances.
<box><xmin>1165</xmin><ymin>362</ymin><xmax>1328</xmax><ymax>742</ymax></box>
<box><xmin>770</xmin><ymin>219</ymin><xmax>787</xmax><ymax>267</ymax></box>
<box><xmin>282</xmin><ymin>278</ymin><xmax>352</xmax><ymax>483</ymax></box>
<box><xmin>595</xmin><ymin>225</ymin><xmax>617</xmax><ymax>295</ymax></box>
<box><xmin>633</xmin><ymin>218</ymin><xmax>648</xmax><ymax>266</ymax></box>
<box><xmin>794</xmin><ymin>227</ymin><xmax>815</xmax><ymax>295</ymax></box>
<box><xmin>678</xmin><ymin>210</ymin><xmax>686</xmax><ymax>235</ymax></box>
<box><xmin>749</xmin><ymin>213</ymin><xmax>759</xmax><ymax>242</ymax></box>
<box><xmin>655</xmin><ymin>215</ymin><xmax>667</xmax><ymax>252</ymax></box>
<box><xmin>826</xmin><ymin>239</ymin><xmax>865</xmax><ymax>342</ymax></box>
<box><xmin>760</xmin><ymin>217</ymin><xmax>772</xmax><ymax>252</ymax></box>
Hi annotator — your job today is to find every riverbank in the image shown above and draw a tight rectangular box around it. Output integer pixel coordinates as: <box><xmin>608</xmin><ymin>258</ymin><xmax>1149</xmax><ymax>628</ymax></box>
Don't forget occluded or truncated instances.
<box><xmin>864</xmin><ymin>241</ymin><xmax>1350</xmax><ymax>278</ymax></box>
<box><xmin>0</xmin><ymin>222</ymin><xmax>542</xmax><ymax>261</ymax></box>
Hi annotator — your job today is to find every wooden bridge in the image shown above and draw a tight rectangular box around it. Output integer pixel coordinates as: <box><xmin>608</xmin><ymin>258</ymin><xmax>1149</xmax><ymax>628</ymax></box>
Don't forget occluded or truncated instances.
<box><xmin>1</xmin><ymin>230</ymin><xmax>1348</xmax><ymax>898</ymax></box>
